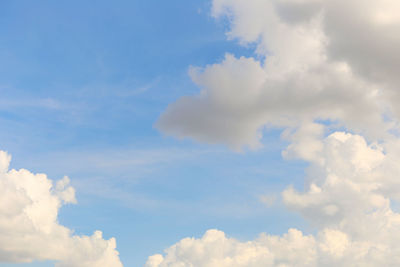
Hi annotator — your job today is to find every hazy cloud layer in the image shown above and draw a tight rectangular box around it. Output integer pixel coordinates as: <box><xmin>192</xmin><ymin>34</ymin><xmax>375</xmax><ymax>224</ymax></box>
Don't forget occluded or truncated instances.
<box><xmin>152</xmin><ymin>0</ymin><xmax>400</xmax><ymax>266</ymax></box>
<box><xmin>0</xmin><ymin>151</ymin><xmax>122</xmax><ymax>266</ymax></box>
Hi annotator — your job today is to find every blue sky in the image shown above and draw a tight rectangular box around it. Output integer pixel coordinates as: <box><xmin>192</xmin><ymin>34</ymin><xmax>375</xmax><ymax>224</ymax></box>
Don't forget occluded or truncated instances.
<box><xmin>0</xmin><ymin>1</ymin><xmax>309</xmax><ymax>266</ymax></box>
<box><xmin>3</xmin><ymin>0</ymin><xmax>400</xmax><ymax>266</ymax></box>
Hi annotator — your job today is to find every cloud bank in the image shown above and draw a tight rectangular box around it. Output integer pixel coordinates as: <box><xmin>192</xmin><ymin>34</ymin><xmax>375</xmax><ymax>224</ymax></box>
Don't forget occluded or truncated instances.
<box><xmin>152</xmin><ymin>0</ymin><xmax>400</xmax><ymax>266</ymax></box>
<box><xmin>0</xmin><ymin>151</ymin><xmax>122</xmax><ymax>266</ymax></box>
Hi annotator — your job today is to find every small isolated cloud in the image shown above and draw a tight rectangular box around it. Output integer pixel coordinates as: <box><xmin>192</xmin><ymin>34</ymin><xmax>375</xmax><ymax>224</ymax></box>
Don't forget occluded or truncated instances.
<box><xmin>258</xmin><ymin>194</ymin><xmax>277</xmax><ymax>207</ymax></box>
<box><xmin>0</xmin><ymin>150</ymin><xmax>123</xmax><ymax>266</ymax></box>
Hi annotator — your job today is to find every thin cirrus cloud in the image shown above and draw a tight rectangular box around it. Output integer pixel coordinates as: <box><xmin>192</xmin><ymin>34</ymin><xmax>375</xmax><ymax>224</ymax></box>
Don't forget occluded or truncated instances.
<box><xmin>151</xmin><ymin>0</ymin><xmax>400</xmax><ymax>266</ymax></box>
<box><xmin>0</xmin><ymin>151</ymin><xmax>123</xmax><ymax>266</ymax></box>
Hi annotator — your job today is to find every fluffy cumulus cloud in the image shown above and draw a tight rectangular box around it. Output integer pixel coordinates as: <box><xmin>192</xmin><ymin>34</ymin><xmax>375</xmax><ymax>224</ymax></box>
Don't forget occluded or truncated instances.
<box><xmin>152</xmin><ymin>0</ymin><xmax>400</xmax><ymax>266</ymax></box>
<box><xmin>156</xmin><ymin>0</ymin><xmax>400</xmax><ymax>149</ymax></box>
<box><xmin>147</xmin><ymin>132</ymin><xmax>400</xmax><ymax>266</ymax></box>
<box><xmin>0</xmin><ymin>151</ymin><xmax>122</xmax><ymax>266</ymax></box>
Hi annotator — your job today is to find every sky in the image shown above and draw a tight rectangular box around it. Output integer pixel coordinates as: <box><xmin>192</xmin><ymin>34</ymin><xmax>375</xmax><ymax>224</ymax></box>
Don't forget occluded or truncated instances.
<box><xmin>2</xmin><ymin>0</ymin><xmax>400</xmax><ymax>266</ymax></box>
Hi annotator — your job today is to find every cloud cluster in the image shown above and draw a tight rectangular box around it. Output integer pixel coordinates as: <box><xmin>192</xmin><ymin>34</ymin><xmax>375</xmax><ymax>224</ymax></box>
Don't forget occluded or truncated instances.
<box><xmin>156</xmin><ymin>0</ymin><xmax>400</xmax><ymax>150</ymax></box>
<box><xmin>146</xmin><ymin>227</ymin><xmax>386</xmax><ymax>267</ymax></box>
<box><xmin>0</xmin><ymin>151</ymin><xmax>122</xmax><ymax>266</ymax></box>
<box><xmin>151</xmin><ymin>0</ymin><xmax>400</xmax><ymax>266</ymax></box>
<box><xmin>147</xmin><ymin>132</ymin><xmax>400</xmax><ymax>266</ymax></box>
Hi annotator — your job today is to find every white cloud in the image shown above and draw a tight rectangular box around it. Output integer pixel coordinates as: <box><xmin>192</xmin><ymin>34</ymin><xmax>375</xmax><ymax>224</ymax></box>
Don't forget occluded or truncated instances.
<box><xmin>0</xmin><ymin>151</ymin><xmax>122</xmax><ymax>266</ymax></box>
<box><xmin>147</xmin><ymin>132</ymin><xmax>400</xmax><ymax>266</ymax></box>
<box><xmin>151</xmin><ymin>0</ymin><xmax>400</xmax><ymax>266</ymax></box>
<box><xmin>146</xmin><ymin>227</ymin><xmax>386</xmax><ymax>267</ymax></box>
<box><xmin>145</xmin><ymin>228</ymin><xmax>316</xmax><ymax>267</ymax></box>
<box><xmin>156</xmin><ymin>0</ymin><xmax>400</xmax><ymax>150</ymax></box>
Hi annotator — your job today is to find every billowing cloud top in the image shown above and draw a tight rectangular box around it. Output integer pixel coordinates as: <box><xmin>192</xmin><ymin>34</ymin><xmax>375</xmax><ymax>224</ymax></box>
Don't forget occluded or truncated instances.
<box><xmin>151</xmin><ymin>0</ymin><xmax>400</xmax><ymax>266</ymax></box>
<box><xmin>0</xmin><ymin>151</ymin><xmax>123</xmax><ymax>266</ymax></box>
